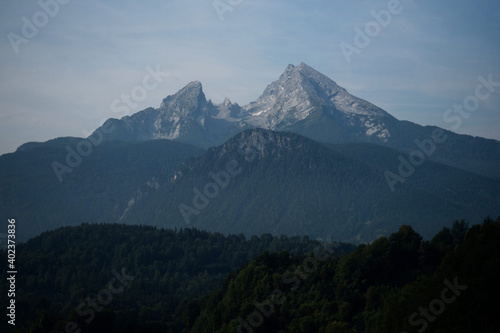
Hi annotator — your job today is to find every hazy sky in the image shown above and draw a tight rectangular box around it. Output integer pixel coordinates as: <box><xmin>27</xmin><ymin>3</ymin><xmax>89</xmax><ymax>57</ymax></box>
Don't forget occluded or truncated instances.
<box><xmin>1</xmin><ymin>0</ymin><xmax>499</xmax><ymax>155</ymax></box>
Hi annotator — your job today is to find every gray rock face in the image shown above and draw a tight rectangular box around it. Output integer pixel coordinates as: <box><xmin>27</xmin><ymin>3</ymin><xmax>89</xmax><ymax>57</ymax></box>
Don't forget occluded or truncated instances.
<box><xmin>92</xmin><ymin>62</ymin><xmax>500</xmax><ymax>179</ymax></box>
<box><xmin>94</xmin><ymin>81</ymin><xmax>248</xmax><ymax>147</ymax></box>
<box><xmin>243</xmin><ymin>62</ymin><xmax>392</xmax><ymax>143</ymax></box>
<box><xmin>94</xmin><ymin>62</ymin><xmax>395</xmax><ymax>147</ymax></box>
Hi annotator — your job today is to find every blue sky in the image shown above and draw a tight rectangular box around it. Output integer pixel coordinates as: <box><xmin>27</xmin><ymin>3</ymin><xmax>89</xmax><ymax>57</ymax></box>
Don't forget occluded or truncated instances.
<box><xmin>1</xmin><ymin>0</ymin><xmax>499</xmax><ymax>154</ymax></box>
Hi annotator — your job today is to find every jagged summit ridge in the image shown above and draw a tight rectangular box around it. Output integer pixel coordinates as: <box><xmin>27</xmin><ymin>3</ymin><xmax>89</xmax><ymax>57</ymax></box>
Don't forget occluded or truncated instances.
<box><xmin>159</xmin><ymin>80</ymin><xmax>209</xmax><ymax>116</ymax></box>
<box><xmin>93</xmin><ymin>62</ymin><xmax>395</xmax><ymax>147</ymax></box>
<box><xmin>244</xmin><ymin>62</ymin><xmax>344</xmax><ymax>129</ymax></box>
<box><xmin>242</xmin><ymin>62</ymin><xmax>391</xmax><ymax>140</ymax></box>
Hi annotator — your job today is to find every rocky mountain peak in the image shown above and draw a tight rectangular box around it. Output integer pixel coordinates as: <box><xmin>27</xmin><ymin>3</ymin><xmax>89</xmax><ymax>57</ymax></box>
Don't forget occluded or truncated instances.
<box><xmin>159</xmin><ymin>81</ymin><xmax>207</xmax><ymax>115</ymax></box>
<box><xmin>93</xmin><ymin>63</ymin><xmax>393</xmax><ymax>148</ymax></box>
<box><xmin>216</xmin><ymin>97</ymin><xmax>247</xmax><ymax>119</ymax></box>
<box><xmin>243</xmin><ymin>62</ymin><xmax>344</xmax><ymax>129</ymax></box>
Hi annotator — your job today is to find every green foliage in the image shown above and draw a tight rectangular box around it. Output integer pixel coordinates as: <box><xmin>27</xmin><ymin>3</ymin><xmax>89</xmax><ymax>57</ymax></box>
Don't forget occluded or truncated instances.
<box><xmin>187</xmin><ymin>218</ymin><xmax>499</xmax><ymax>333</ymax></box>
<box><xmin>0</xmin><ymin>223</ymin><xmax>353</xmax><ymax>332</ymax></box>
<box><xmin>374</xmin><ymin>217</ymin><xmax>500</xmax><ymax>332</ymax></box>
<box><xmin>1</xmin><ymin>218</ymin><xmax>498</xmax><ymax>332</ymax></box>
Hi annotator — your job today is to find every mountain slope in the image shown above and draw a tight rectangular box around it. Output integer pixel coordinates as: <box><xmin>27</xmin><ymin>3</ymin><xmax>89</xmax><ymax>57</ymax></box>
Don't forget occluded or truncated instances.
<box><xmin>244</xmin><ymin>62</ymin><xmax>393</xmax><ymax>143</ymax></box>
<box><xmin>121</xmin><ymin>129</ymin><xmax>500</xmax><ymax>243</ymax></box>
<box><xmin>0</xmin><ymin>139</ymin><xmax>204</xmax><ymax>241</ymax></box>
<box><xmin>94</xmin><ymin>81</ymin><xmax>250</xmax><ymax>148</ymax></box>
<box><xmin>4</xmin><ymin>63</ymin><xmax>499</xmax><ymax>242</ymax></box>
<box><xmin>243</xmin><ymin>63</ymin><xmax>500</xmax><ymax>179</ymax></box>
<box><xmin>92</xmin><ymin>62</ymin><xmax>500</xmax><ymax>179</ymax></box>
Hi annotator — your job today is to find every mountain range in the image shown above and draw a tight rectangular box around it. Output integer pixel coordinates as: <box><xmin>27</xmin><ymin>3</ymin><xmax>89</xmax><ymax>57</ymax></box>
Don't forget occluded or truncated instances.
<box><xmin>1</xmin><ymin>63</ymin><xmax>499</xmax><ymax>243</ymax></box>
<box><xmin>93</xmin><ymin>62</ymin><xmax>500</xmax><ymax>179</ymax></box>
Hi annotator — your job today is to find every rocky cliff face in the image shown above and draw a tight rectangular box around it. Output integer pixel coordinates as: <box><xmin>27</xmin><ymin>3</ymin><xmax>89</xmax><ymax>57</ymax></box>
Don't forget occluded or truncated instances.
<box><xmin>91</xmin><ymin>62</ymin><xmax>500</xmax><ymax>179</ymax></box>
<box><xmin>244</xmin><ymin>62</ymin><xmax>392</xmax><ymax>143</ymax></box>
<box><xmin>93</xmin><ymin>62</ymin><xmax>396</xmax><ymax>147</ymax></box>
<box><xmin>93</xmin><ymin>81</ymin><xmax>248</xmax><ymax>147</ymax></box>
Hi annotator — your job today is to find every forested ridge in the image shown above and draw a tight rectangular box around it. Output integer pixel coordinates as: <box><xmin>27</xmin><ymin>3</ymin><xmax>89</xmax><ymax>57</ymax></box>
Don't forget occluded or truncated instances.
<box><xmin>0</xmin><ymin>224</ymin><xmax>352</xmax><ymax>332</ymax></box>
<box><xmin>120</xmin><ymin>130</ymin><xmax>500</xmax><ymax>243</ymax></box>
<box><xmin>0</xmin><ymin>138</ymin><xmax>204</xmax><ymax>241</ymax></box>
<box><xmin>188</xmin><ymin>217</ymin><xmax>500</xmax><ymax>332</ymax></box>
<box><xmin>1</xmin><ymin>218</ymin><xmax>499</xmax><ymax>332</ymax></box>
<box><xmin>3</xmin><ymin>130</ymin><xmax>500</xmax><ymax>245</ymax></box>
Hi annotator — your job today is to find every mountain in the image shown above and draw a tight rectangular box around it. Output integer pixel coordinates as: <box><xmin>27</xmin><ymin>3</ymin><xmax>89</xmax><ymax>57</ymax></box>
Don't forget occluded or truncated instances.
<box><xmin>3</xmin><ymin>62</ymin><xmax>499</xmax><ymax>241</ymax></box>
<box><xmin>93</xmin><ymin>62</ymin><xmax>500</xmax><ymax>179</ymax></box>
<box><xmin>94</xmin><ymin>81</ymin><xmax>249</xmax><ymax>148</ymax></box>
<box><xmin>0</xmin><ymin>138</ymin><xmax>203</xmax><ymax>241</ymax></box>
<box><xmin>120</xmin><ymin>129</ymin><xmax>500</xmax><ymax>243</ymax></box>
<box><xmin>244</xmin><ymin>63</ymin><xmax>393</xmax><ymax>143</ymax></box>
<box><xmin>5</xmin><ymin>128</ymin><xmax>499</xmax><ymax>243</ymax></box>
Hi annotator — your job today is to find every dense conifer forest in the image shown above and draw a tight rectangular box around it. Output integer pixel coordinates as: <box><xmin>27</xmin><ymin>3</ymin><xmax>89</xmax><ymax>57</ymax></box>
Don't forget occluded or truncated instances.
<box><xmin>1</xmin><ymin>217</ymin><xmax>498</xmax><ymax>332</ymax></box>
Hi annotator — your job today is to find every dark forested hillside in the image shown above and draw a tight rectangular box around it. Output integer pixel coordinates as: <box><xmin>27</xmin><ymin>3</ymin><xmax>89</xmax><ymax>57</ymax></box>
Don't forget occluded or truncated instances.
<box><xmin>1</xmin><ymin>218</ymin><xmax>498</xmax><ymax>332</ymax></box>
<box><xmin>122</xmin><ymin>129</ymin><xmax>500</xmax><ymax>243</ymax></box>
<box><xmin>0</xmin><ymin>224</ymin><xmax>353</xmax><ymax>332</ymax></box>
<box><xmin>0</xmin><ymin>138</ymin><xmax>204</xmax><ymax>241</ymax></box>
<box><xmin>187</xmin><ymin>217</ymin><xmax>500</xmax><ymax>333</ymax></box>
<box><xmin>2</xmin><ymin>129</ymin><xmax>499</xmax><ymax>245</ymax></box>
